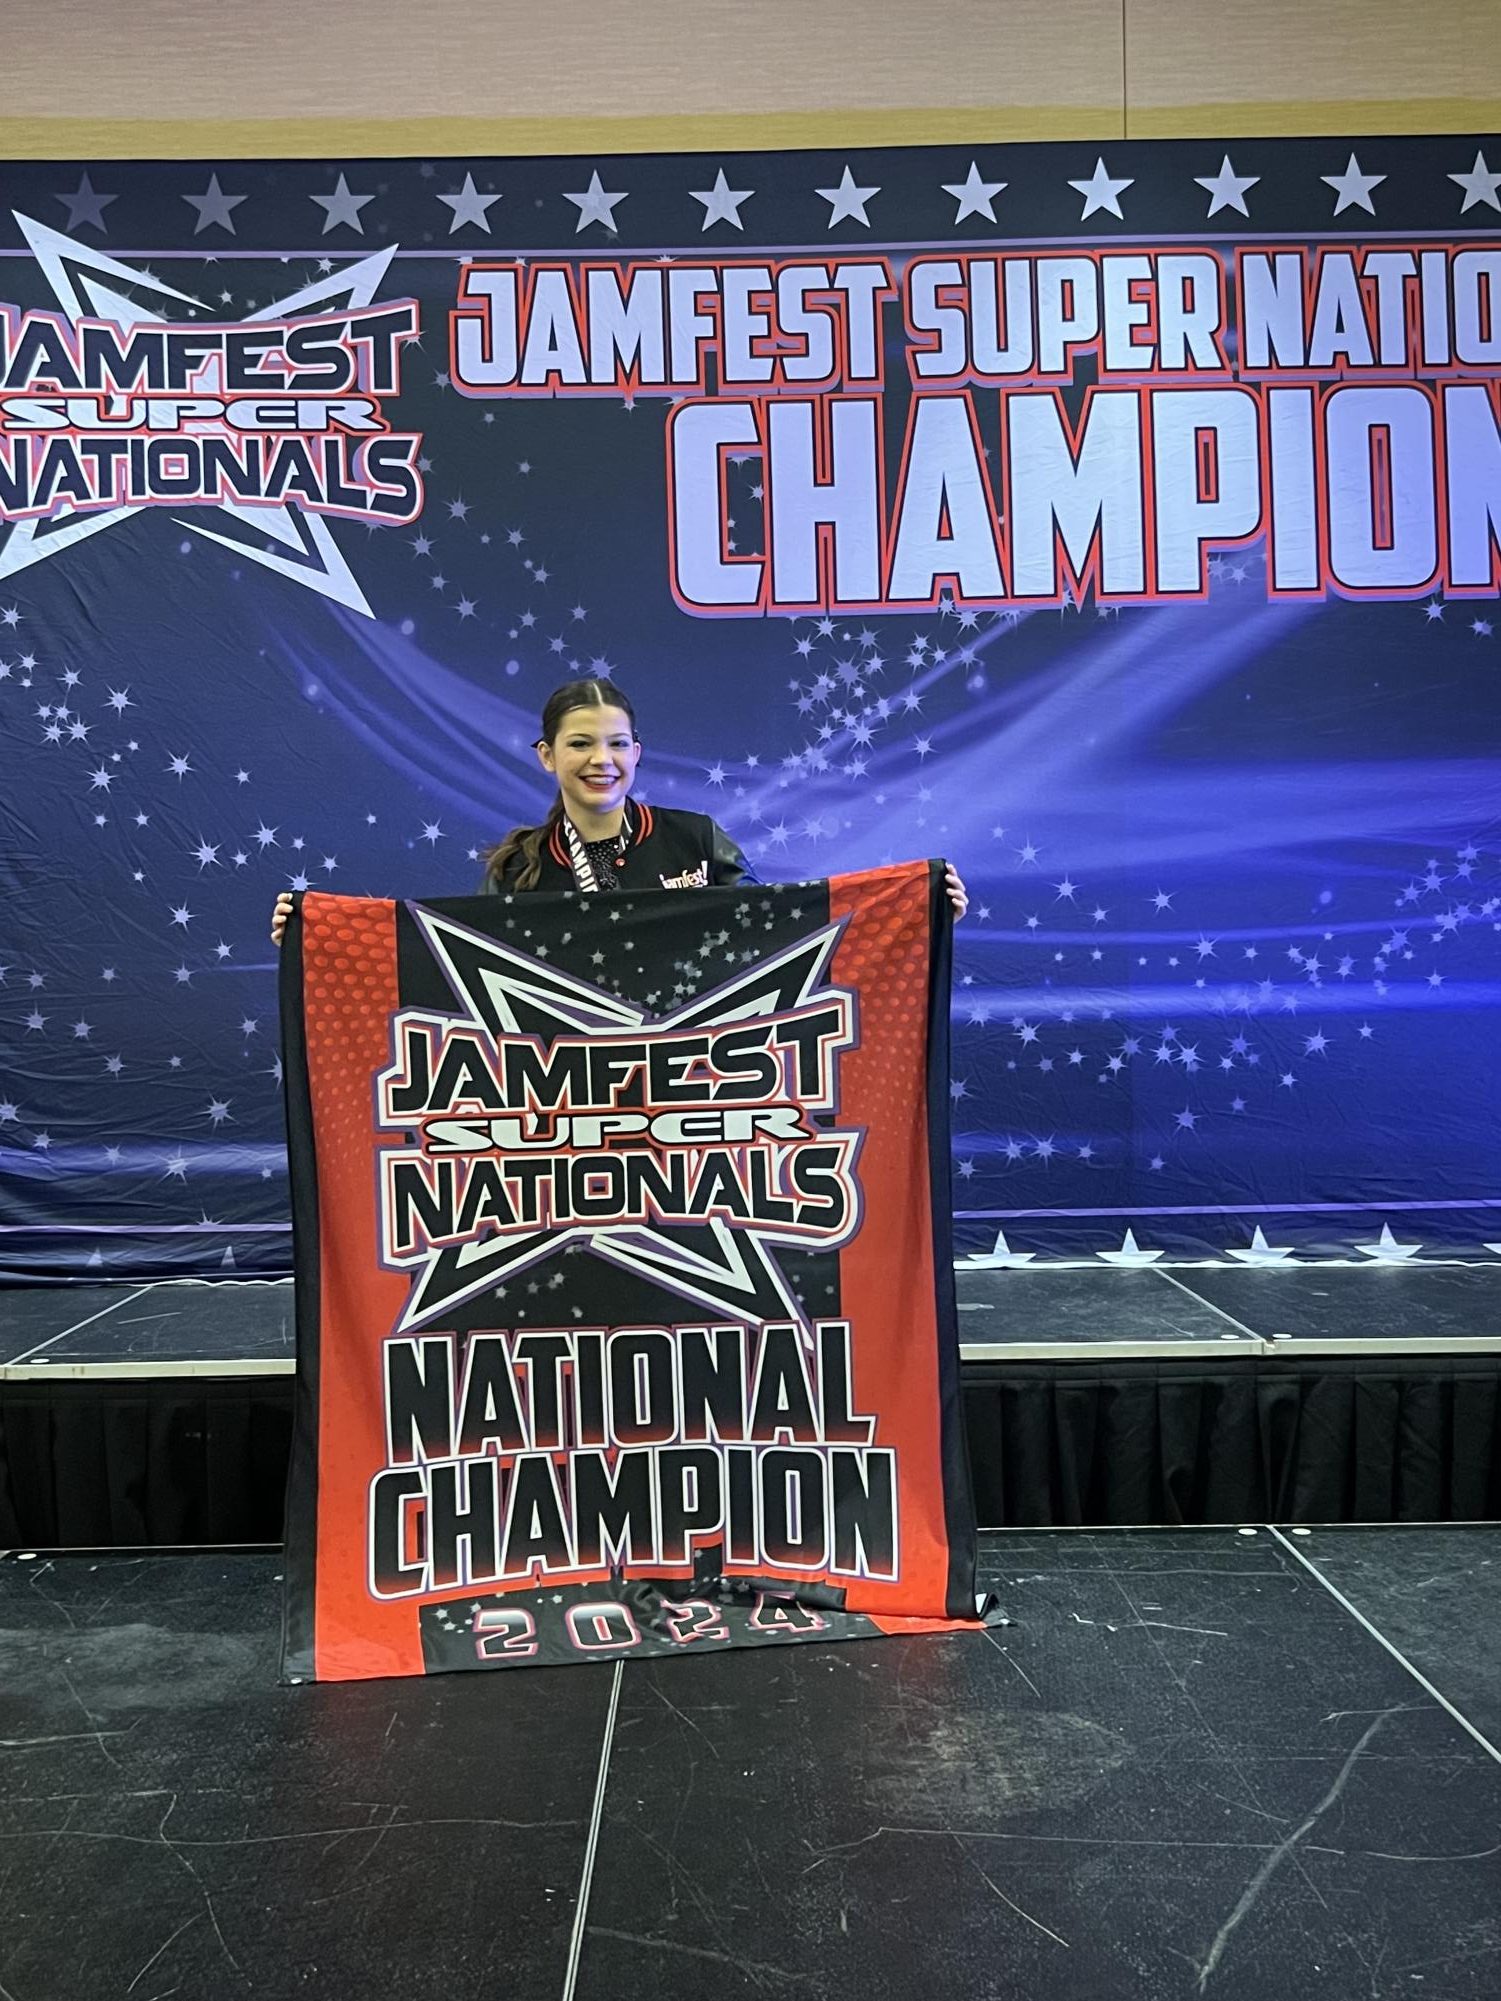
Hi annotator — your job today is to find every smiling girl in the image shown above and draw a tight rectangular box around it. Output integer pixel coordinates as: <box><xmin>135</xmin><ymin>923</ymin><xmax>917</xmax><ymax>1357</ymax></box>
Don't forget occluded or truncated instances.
<box><xmin>270</xmin><ymin>675</ymin><xmax>967</xmax><ymax>939</ymax></box>
<box><xmin>481</xmin><ymin>677</ymin><xmax>754</xmax><ymax>894</ymax></box>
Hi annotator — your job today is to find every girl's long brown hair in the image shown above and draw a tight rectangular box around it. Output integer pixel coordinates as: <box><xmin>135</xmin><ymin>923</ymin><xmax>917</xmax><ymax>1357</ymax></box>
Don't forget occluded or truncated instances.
<box><xmin>483</xmin><ymin>678</ymin><xmax>639</xmax><ymax>890</ymax></box>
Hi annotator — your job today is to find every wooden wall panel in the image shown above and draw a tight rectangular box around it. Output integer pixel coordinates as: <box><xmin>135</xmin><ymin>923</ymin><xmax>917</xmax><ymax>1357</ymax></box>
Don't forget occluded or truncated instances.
<box><xmin>7</xmin><ymin>0</ymin><xmax>1124</xmax><ymax>133</ymax></box>
<box><xmin>3</xmin><ymin>0</ymin><xmax>1496</xmax><ymax>153</ymax></box>
<box><xmin>1126</xmin><ymin>0</ymin><xmax>1501</xmax><ymax>133</ymax></box>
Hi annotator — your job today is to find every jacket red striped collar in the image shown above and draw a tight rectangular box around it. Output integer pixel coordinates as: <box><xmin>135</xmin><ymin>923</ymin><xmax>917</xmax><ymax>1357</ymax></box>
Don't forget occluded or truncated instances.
<box><xmin>547</xmin><ymin>799</ymin><xmax>654</xmax><ymax>870</ymax></box>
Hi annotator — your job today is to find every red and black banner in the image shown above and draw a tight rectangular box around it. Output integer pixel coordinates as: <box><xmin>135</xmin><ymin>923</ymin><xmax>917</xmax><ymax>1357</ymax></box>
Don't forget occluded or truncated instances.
<box><xmin>279</xmin><ymin>862</ymin><xmax>982</xmax><ymax>1681</ymax></box>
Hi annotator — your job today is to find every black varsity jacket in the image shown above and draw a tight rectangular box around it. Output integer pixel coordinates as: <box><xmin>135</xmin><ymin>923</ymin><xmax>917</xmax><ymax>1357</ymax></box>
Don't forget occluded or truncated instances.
<box><xmin>483</xmin><ymin>803</ymin><xmax>757</xmax><ymax>893</ymax></box>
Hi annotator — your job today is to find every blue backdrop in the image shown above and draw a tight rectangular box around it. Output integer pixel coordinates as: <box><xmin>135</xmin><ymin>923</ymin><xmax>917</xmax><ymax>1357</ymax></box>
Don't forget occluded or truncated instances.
<box><xmin>1</xmin><ymin>137</ymin><xmax>1498</xmax><ymax>1276</ymax></box>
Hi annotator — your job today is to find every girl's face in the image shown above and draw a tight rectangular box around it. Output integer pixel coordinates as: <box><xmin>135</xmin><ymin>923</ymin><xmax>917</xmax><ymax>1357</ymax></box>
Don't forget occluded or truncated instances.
<box><xmin>538</xmin><ymin>704</ymin><xmax>641</xmax><ymax>823</ymax></box>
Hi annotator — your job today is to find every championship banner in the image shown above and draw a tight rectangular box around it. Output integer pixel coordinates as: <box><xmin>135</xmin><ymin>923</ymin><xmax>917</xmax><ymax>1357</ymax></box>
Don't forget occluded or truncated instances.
<box><xmin>279</xmin><ymin>864</ymin><xmax>982</xmax><ymax>1681</ymax></box>
<box><xmin>2</xmin><ymin>137</ymin><xmax>1499</xmax><ymax>1283</ymax></box>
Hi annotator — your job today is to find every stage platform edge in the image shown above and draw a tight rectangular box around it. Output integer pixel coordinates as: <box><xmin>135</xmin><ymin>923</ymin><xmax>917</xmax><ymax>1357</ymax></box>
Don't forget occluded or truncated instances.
<box><xmin>2</xmin><ymin>1266</ymin><xmax>1500</xmax><ymax>1545</ymax></box>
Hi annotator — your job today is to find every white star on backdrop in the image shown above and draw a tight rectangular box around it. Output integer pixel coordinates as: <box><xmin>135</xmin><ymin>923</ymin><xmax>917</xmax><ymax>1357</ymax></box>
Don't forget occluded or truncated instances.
<box><xmin>816</xmin><ymin>166</ymin><xmax>880</xmax><ymax>228</ymax></box>
<box><xmin>1322</xmin><ymin>152</ymin><xmax>1385</xmax><ymax>216</ymax></box>
<box><xmin>961</xmin><ymin>1227</ymin><xmax>1034</xmax><ymax>1268</ymax></box>
<box><xmin>1449</xmin><ymin>148</ymin><xmax>1501</xmax><ymax>213</ymax></box>
<box><xmin>183</xmin><ymin>174</ymin><xmax>247</xmax><ymax>235</ymax></box>
<box><xmin>311</xmin><ymin>173</ymin><xmax>375</xmax><ymax>234</ymax></box>
<box><xmin>54</xmin><ymin>172</ymin><xmax>116</xmax><ymax>232</ymax></box>
<box><xmin>437</xmin><ymin>173</ymin><xmax>503</xmax><ymax>233</ymax></box>
<box><xmin>690</xmin><ymin>168</ymin><xmax>754</xmax><ymax>230</ymax></box>
<box><xmin>1226</xmin><ymin>1225</ymin><xmax>1296</xmax><ymax>1265</ymax></box>
<box><xmin>1068</xmin><ymin>157</ymin><xmax>1133</xmax><ymax>220</ymax></box>
<box><xmin>1354</xmin><ymin>1222</ymin><xmax>1421</xmax><ymax>1261</ymax></box>
<box><xmin>941</xmin><ymin>160</ymin><xmax>1007</xmax><ymax>224</ymax></box>
<box><xmin>1097</xmin><ymin>1227</ymin><xmax>1162</xmax><ymax>1266</ymax></box>
<box><xmin>564</xmin><ymin>171</ymin><xmax>628</xmax><ymax>233</ymax></box>
<box><xmin>1194</xmin><ymin>154</ymin><xmax>1260</xmax><ymax>218</ymax></box>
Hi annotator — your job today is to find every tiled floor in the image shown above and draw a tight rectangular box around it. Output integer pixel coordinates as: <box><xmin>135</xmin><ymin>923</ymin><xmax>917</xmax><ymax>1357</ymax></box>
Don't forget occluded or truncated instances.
<box><xmin>3</xmin><ymin>1526</ymin><xmax>1498</xmax><ymax>1999</ymax></box>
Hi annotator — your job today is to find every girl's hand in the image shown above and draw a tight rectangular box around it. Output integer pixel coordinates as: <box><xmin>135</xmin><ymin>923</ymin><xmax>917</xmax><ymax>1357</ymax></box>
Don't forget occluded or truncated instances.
<box><xmin>944</xmin><ymin>864</ymin><xmax>969</xmax><ymax>921</ymax></box>
<box><xmin>270</xmin><ymin>891</ymin><xmax>294</xmax><ymax>947</ymax></box>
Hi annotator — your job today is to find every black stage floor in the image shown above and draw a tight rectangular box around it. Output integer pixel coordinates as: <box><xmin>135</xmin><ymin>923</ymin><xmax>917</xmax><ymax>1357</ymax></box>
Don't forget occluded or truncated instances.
<box><xmin>4</xmin><ymin>1260</ymin><xmax>1501</xmax><ymax>1374</ymax></box>
<box><xmin>2</xmin><ymin>1525</ymin><xmax>1499</xmax><ymax>1999</ymax></box>
<box><xmin>4</xmin><ymin>1264</ymin><xmax>1500</xmax><ymax>1542</ymax></box>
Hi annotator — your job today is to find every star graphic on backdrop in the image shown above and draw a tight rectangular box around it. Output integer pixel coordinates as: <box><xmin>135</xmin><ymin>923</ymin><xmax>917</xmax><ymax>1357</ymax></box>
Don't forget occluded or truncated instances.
<box><xmin>1068</xmin><ymin>157</ymin><xmax>1133</xmax><ymax>220</ymax></box>
<box><xmin>182</xmin><ymin>174</ymin><xmax>247</xmax><ymax>235</ymax></box>
<box><xmin>690</xmin><ymin>168</ymin><xmax>755</xmax><ymax>230</ymax></box>
<box><xmin>1449</xmin><ymin>148</ymin><xmax>1501</xmax><ymax>213</ymax></box>
<box><xmin>961</xmin><ymin>1228</ymin><xmax>1035</xmax><ymax>1269</ymax></box>
<box><xmin>1097</xmin><ymin>1228</ymin><xmax>1162</xmax><ymax>1266</ymax></box>
<box><xmin>311</xmin><ymin>172</ymin><xmax>375</xmax><ymax>234</ymax></box>
<box><xmin>816</xmin><ymin>166</ymin><xmax>880</xmax><ymax>228</ymax></box>
<box><xmin>1227</xmin><ymin>1225</ymin><xmax>1296</xmax><ymax>1265</ymax></box>
<box><xmin>564</xmin><ymin>170</ymin><xmax>628</xmax><ymax>233</ymax></box>
<box><xmin>437</xmin><ymin>172</ymin><xmax>502</xmax><ymax>233</ymax></box>
<box><xmin>1194</xmin><ymin>154</ymin><xmax>1260</xmax><ymax>218</ymax></box>
<box><xmin>941</xmin><ymin>161</ymin><xmax>1007</xmax><ymax>224</ymax></box>
<box><xmin>1354</xmin><ymin>1222</ymin><xmax>1421</xmax><ymax>1262</ymax></box>
<box><xmin>0</xmin><ymin>215</ymin><xmax>404</xmax><ymax>614</ymax></box>
<box><xmin>1322</xmin><ymin>153</ymin><xmax>1385</xmax><ymax>216</ymax></box>
<box><xmin>54</xmin><ymin>172</ymin><xmax>116</xmax><ymax>232</ymax></box>
<box><xmin>388</xmin><ymin>910</ymin><xmax>857</xmax><ymax>1333</ymax></box>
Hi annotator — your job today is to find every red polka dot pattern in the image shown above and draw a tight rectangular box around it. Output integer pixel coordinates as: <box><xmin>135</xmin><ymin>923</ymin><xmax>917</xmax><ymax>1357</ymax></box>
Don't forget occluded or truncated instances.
<box><xmin>825</xmin><ymin>860</ymin><xmax>950</xmax><ymax>1619</ymax></box>
<box><xmin>831</xmin><ymin>863</ymin><xmax>931</xmax><ymax>1115</ymax></box>
<box><xmin>301</xmin><ymin>894</ymin><xmax>400</xmax><ymax>1184</ymax></box>
<box><xmin>295</xmin><ymin>893</ymin><xmax>421</xmax><ymax>1677</ymax></box>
